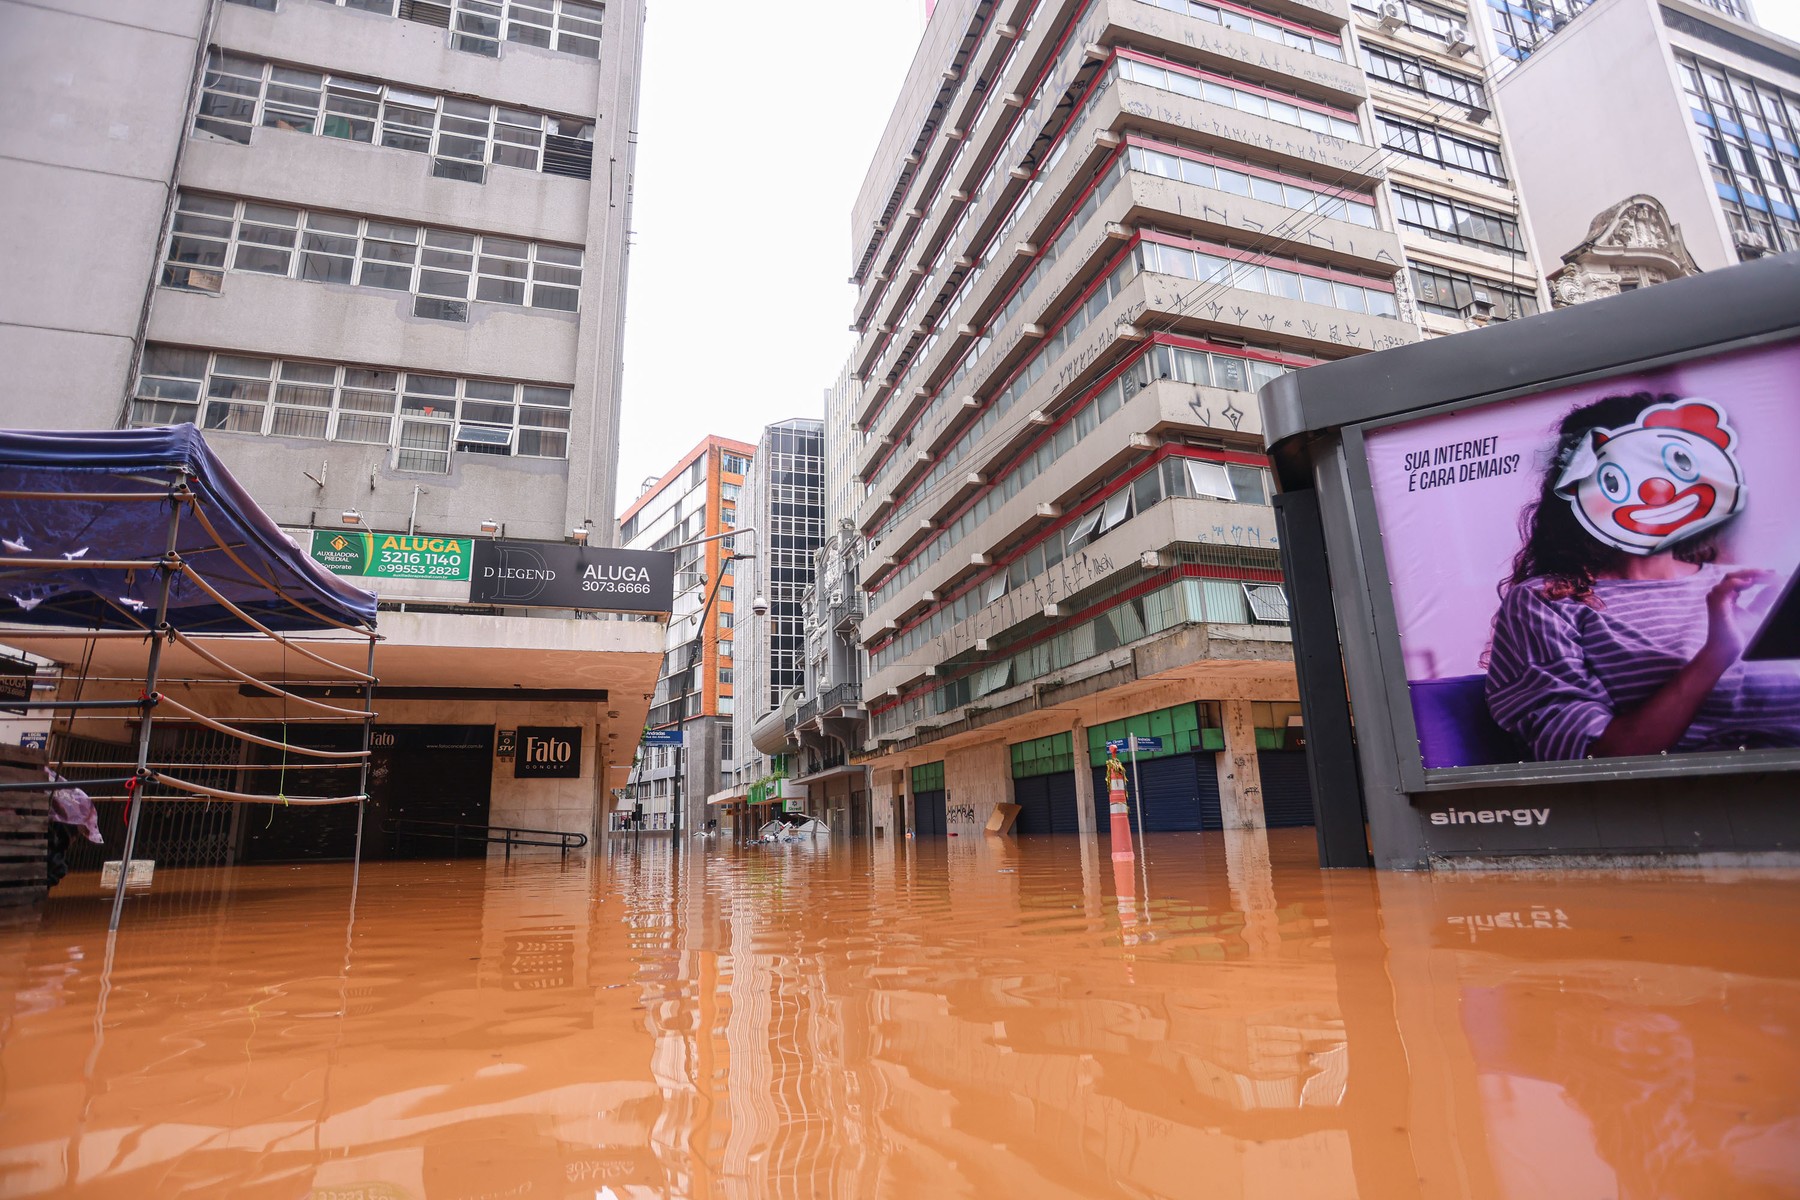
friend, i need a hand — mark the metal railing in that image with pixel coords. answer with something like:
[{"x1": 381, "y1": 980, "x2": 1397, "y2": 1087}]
[
  {"x1": 821, "y1": 683, "x2": 865, "y2": 714},
  {"x1": 380, "y1": 817, "x2": 587, "y2": 859}
]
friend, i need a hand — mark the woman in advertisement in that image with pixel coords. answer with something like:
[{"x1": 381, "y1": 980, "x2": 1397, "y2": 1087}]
[{"x1": 1485, "y1": 392, "x2": 1800, "y2": 761}]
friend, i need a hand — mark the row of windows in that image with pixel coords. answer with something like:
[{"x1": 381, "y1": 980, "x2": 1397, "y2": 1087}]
[
  {"x1": 1391, "y1": 185, "x2": 1524, "y2": 255},
  {"x1": 1362, "y1": 45, "x2": 1486, "y2": 111},
  {"x1": 1128, "y1": 142, "x2": 1379, "y2": 227},
  {"x1": 868, "y1": 338, "x2": 1301, "y2": 610},
  {"x1": 873, "y1": 124, "x2": 1385, "y2": 446},
  {"x1": 870, "y1": 573, "x2": 1287, "y2": 732},
  {"x1": 1378, "y1": 113, "x2": 1507, "y2": 182},
  {"x1": 871, "y1": 453, "x2": 1272, "y2": 671},
  {"x1": 1352, "y1": 0, "x2": 1470, "y2": 45},
  {"x1": 163, "y1": 192, "x2": 583, "y2": 321},
  {"x1": 281, "y1": 0, "x2": 605, "y2": 61},
  {"x1": 1117, "y1": 54, "x2": 1364, "y2": 142},
  {"x1": 1136, "y1": 0, "x2": 1345, "y2": 60},
  {"x1": 871, "y1": 251, "x2": 1142, "y2": 537},
  {"x1": 1485, "y1": 0, "x2": 1592, "y2": 65},
  {"x1": 197, "y1": 50, "x2": 594, "y2": 182},
  {"x1": 871, "y1": 219, "x2": 1390, "y2": 519},
  {"x1": 1140, "y1": 237, "x2": 1401, "y2": 317},
  {"x1": 1677, "y1": 53, "x2": 1800, "y2": 257},
  {"x1": 131, "y1": 347, "x2": 571, "y2": 469},
  {"x1": 1409, "y1": 263, "x2": 1540, "y2": 320},
  {"x1": 870, "y1": 153, "x2": 1129, "y2": 499}
]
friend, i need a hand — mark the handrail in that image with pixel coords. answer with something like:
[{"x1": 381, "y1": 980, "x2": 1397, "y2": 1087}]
[{"x1": 379, "y1": 816, "x2": 588, "y2": 859}]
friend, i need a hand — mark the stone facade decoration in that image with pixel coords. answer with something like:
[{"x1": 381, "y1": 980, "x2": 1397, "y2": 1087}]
[{"x1": 1546, "y1": 195, "x2": 1701, "y2": 307}]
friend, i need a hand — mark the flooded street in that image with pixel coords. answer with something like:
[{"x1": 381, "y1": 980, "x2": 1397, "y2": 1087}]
[{"x1": 2, "y1": 829, "x2": 1798, "y2": 1199}]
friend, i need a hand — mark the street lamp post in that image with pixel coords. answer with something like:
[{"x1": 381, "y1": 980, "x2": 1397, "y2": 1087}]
[{"x1": 663, "y1": 527, "x2": 761, "y2": 846}]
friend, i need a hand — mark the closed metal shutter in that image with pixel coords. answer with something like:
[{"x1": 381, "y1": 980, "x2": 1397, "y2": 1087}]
[
  {"x1": 914, "y1": 789, "x2": 947, "y2": 837},
  {"x1": 1014, "y1": 773, "x2": 1080, "y2": 834},
  {"x1": 1257, "y1": 751, "x2": 1316, "y2": 827},
  {"x1": 1090, "y1": 753, "x2": 1221, "y2": 833}
]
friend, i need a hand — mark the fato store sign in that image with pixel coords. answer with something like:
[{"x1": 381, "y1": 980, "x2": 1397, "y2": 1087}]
[
  {"x1": 470, "y1": 541, "x2": 674, "y2": 612},
  {"x1": 309, "y1": 531, "x2": 472, "y2": 581},
  {"x1": 514, "y1": 726, "x2": 582, "y2": 779}
]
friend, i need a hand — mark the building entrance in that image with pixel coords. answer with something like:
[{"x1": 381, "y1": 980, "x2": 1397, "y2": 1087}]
[{"x1": 241, "y1": 725, "x2": 494, "y2": 862}]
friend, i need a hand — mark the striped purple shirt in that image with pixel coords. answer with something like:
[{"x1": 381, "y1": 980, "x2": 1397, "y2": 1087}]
[{"x1": 1486, "y1": 564, "x2": 1800, "y2": 761}]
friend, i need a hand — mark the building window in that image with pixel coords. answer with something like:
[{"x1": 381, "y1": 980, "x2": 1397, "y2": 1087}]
[
  {"x1": 1377, "y1": 114, "x2": 1507, "y2": 182},
  {"x1": 1390, "y1": 186, "x2": 1525, "y2": 255},
  {"x1": 131, "y1": 346, "x2": 570, "y2": 470},
  {"x1": 162, "y1": 191, "x2": 582, "y2": 317},
  {"x1": 720, "y1": 725, "x2": 733, "y2": 764},
  {"x1": 1362, "y1": 45, "x2": 1486, "y2": 110},
  {"x1": 1137, "y1": 0, "x2": 1345, "y2": 60},
  {"x1": 1350, "y1": 0, "x2": 1467, "y2": 44},
  {"x1": 312, "y1": 0, "x2": 605, "y2": 60},
  {"x1": 1486, "y1": 0, "x2": 1595, "y2": 64},
  {"x1": 1676, "y1": 52, "x2": 1800, "y2": 257},
  {"x1": 196, "y1": 51, "x2": 595, "y2": 180},
  {"x1": 1116, "y1": 52, "x2": 1363, "y2": 142},
  {"x1": 1408, "y1": 264, "x2": 1540, "y2": 320},
  {"x1": 718, "y1": 667, "x2": 733, "y2": 686},
  {"x1": 721, "y1": 453, "x2": 750, "y2": 475},
  {"x1": 1127, "y1": 141, "x2": 1379, "y2": 227}
]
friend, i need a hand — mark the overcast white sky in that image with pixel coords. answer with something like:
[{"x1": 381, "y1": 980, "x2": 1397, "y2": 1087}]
[
  {"x1": 614, "y1": 0, "x2": 926, "y2": 505},
  {"x1": 614, "y1": 0, "x2": 1800, "y2": 510}
]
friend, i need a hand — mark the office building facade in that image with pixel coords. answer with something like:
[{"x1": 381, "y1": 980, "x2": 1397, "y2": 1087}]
[
  {"x1": 0, "y1": 0, "x2": 660, "y2": 852},
  {"x1": 842, "y1": 0, "x2": 1423, "y2": 838},
  {"x1": 731, "y1": 420, "x2": 826, "y2": 830},
  {"x1": 1494, "y1": 0, "x2": 1800, "y2": 277},
  {"x1": 618, "y1": 436, "x2": 754, "y2": 830}
]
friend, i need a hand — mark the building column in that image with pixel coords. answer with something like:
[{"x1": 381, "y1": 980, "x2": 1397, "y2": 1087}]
[
  {"x1": 1071, "y1": 719, "x2": 1096, "y2": 834},
  {"x1": 898, "y1": 766, "x2": 913, "y2": 835},
  {"x1": 1215, "y1": 699, "x2": 1266, "y2": 829}
]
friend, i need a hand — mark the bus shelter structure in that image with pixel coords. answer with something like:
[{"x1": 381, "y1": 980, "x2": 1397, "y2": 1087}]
[{"x1": 0, "y1": 425, "x2": 378, "y2": 928}]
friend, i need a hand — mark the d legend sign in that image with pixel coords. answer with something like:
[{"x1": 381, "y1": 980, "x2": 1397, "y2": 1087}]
[
  {"x1": 514, "y1": 726, "x2": 582, "y2": 779},
  {"x1": 470, "y1": 541, "x2": 674, "y2": 613}
]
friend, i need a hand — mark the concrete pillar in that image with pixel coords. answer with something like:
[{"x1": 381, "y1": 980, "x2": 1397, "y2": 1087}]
[
  {"x1": 1215, "y1": 699, "x2": 1266, "y2": 829},
  {"x1": 1071, "y1": 719, "x2": 1096, "y2": 834},
  {"x1": 898, "y1": 767, "x2": 913, "y2": 835}
]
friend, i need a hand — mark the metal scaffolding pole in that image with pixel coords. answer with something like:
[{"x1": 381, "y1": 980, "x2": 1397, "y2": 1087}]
[{"x1": 107, "y1": 476, "x2": 188, "y2": 933}]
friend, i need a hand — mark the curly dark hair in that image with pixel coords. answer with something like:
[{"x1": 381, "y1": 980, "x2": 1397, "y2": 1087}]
[{"x1": 1504, "y1": 391, "x2": 1721, "y2": 605}]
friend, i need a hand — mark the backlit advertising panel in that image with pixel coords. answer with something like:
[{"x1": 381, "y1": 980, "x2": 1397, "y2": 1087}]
[{"x1": 1361, "y1": 338, "x2": 1800, "y2": 776}]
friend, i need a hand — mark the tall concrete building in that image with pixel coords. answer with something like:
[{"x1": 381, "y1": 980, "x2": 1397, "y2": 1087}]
[
  {"x1": 1347, "y1": 0, "x2": 1550, "y2": 335},
  {"x1": 730, "y1": 419, "x2": 825, "y2": 830},
  {"x1": 842, "y1": 0, "x2": 1420, "y2": 838},
  {"x1": 0, "y1": 0, "x2": 661, "y2": 853},
  {"x1": 618, "y1": 435, "x2": 754, "y2": 830},
  {"x1": 1494, "y1": 0, "x2": 1800, "y2": 280}
]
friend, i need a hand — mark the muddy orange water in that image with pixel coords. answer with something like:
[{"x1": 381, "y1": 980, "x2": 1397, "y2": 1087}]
[{"x1": 2, "y1": 829, "x2": 1798, "y2": 1199}]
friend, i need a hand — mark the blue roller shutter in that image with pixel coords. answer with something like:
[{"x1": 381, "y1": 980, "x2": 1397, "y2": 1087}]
[
  {"x1": 1257, "y1": 751, "x2": 1315, "y2": 827},
  {"x1": 1012, "y1": 773, "x2": 1079, "y2": 834},
  {"x1": 1091, "y1": 753, "x2": 1221, "y2": 833}
]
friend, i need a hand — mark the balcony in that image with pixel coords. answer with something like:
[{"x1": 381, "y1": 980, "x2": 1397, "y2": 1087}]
[{"x1": 830, "y1": 599, "x2": 865, "y2": 635}]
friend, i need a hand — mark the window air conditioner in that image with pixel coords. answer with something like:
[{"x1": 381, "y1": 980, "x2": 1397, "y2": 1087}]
[
  {"x1": 1377, "y1": 1, "x2": 1407, "y2": 30},
  {"x1": 1447, "y1": 24, "x2": 1475, "y2": 55}
]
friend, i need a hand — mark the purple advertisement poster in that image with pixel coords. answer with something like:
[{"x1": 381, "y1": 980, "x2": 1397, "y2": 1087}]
[{"x1": 1362, "y1": 339, "x2": 1800, "y2": 771}]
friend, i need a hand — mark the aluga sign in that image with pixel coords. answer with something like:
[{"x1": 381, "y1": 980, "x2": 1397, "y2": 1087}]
[{"x1": 469, "y1": 541, "x2": 674, "y2": 612}]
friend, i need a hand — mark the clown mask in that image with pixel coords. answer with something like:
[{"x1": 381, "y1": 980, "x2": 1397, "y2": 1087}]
[{"x1": 1554, "y1": 398, "x2": 1746, "y2": 555}]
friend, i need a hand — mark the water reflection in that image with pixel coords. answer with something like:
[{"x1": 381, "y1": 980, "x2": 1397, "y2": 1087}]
[{"x1": 0, "y1": 832, "x2": 1795, "y2": 1198}]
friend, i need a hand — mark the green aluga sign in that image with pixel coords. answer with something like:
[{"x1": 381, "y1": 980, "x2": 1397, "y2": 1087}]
[{"x1": 308, "y1": 531, "x2": 473, "y2": 581}]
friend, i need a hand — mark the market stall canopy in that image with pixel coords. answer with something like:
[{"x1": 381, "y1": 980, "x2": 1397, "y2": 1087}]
[{"x1": 0, "y1": 425, "x2": 377, "y2": 632}]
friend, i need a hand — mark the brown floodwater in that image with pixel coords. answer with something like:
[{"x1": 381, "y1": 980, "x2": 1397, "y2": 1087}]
[{"x1": 2, "y1": 828, "x2": 1798, "y2": 1199}]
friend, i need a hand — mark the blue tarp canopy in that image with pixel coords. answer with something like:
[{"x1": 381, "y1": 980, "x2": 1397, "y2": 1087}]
[{"x1": 0, "y1": 425, "x2": 378, "y2": 632}]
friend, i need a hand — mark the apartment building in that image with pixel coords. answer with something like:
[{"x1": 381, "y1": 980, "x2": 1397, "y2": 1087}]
[
  {"x1": 731, "y1": 420, "x2": 826, "y2": 831},
  {"x1": 0, "y1": 0, "x2": 660, "y2": 851},
  {"x1": 1477, "y1": 0, "x2": 1751, "y2": 68},
  {"x1": 841, "y1": 0, "x2": 1418, "y2": 838},
  {"x1": 1495, "y1": 0, "x2": 1800, "y2": 276},
  {"x1": 618, "y1": 436, "x2": 753, "y2": 830},
  {"x1": 1348, "y1": 0, "x2": 1550, "y2": 335}
]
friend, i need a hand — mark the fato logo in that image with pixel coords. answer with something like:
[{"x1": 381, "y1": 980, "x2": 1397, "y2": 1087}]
[{"x1": 514, "y1": 726, "x2": 582, "y2": 779}]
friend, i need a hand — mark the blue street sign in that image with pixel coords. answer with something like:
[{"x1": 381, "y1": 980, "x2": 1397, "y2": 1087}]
[
  {"x1": 641, "y1": 728, "x2": 685, "y2": 747},
  {"x1": 1108, "y1": 735, "x2": 1163, "y2": 753}
]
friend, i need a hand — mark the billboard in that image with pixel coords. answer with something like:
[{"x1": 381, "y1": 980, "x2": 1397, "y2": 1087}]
[
  {"x1": 469, "y1": 540, "x2": 674, "y2": 612},
  {"x1": 1361, "y1": 338, "x2": 1800, "y2": 775},
  {"x1": 308, "y1": 531, "x2": 472, "y2": 581}
]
